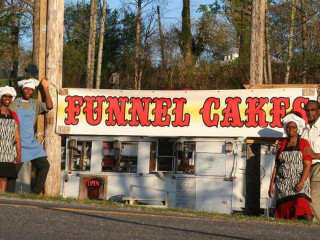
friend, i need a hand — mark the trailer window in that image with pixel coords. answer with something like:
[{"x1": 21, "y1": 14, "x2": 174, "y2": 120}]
[
  {"x1": 156, "y1": 139, "x2": 175, "y2": 172},
  {"x1": 175, "y1": 142, "x2": 195, "y2": 174},
  {"x1": 101, "y1": 141, "x2": 116, "y2": 171},
  {"x1": 68, "y1": 140, "x2": 91, "y2": 171},
  {"x1": 119, "y1": 142, "x2": 138, "y2": 172},
  {"x1": 102, "y1": 141, "x2": 138, "y2": 173}
]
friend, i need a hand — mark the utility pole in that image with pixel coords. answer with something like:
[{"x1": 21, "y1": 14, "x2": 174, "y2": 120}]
[
  {"x1": 37, "y1": 0, "x2": 47, "y2": 148},
  {"x1": 44, "y1": 0, "x2": 64, "y2": 196}
]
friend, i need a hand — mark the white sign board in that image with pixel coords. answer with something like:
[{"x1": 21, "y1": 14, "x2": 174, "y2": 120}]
[
  {"x1": 176, "y1": 177, "x2": 196, "y2": 209},
  {"x1": 57, "y1": 88, "x2": 317, "y2": 137},
  {"x1": 195, "y1": 153, "x2": 226, "y2": 176}
]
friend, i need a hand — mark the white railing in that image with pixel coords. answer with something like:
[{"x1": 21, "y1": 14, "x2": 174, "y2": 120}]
[{"x1": 122, "y1": 185, "x2": 175, "y2": 208}]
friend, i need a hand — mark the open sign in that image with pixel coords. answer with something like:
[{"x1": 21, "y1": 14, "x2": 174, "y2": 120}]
[
  {"x1": 86, "y1": 178, "x2": 104, "y2": 187},
  {"x1": 85, "y1": 177, "x2": 104, "y2": 200}
]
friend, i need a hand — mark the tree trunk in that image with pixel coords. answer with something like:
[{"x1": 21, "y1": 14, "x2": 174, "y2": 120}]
[
  {"x1": 10, "y1": 2, "x2": 21, "y2": 77},
  {"x1": 138, "y1": 43, "x2": 145, "y2": 90},
  {"x1": 86, "y1": 0, "x2": 98, "y2": 88},
  {"x1": 239, "y1": 0, "x2": 252, "y2": 81},
  {"x1": 249, "y1": 0, "x2": 266, "y2": 85},
  {"x1": 89, "y1": 0, "x2": 98, "y2": 87},
  {"x1": 263, "y1": 52, "x2": 268, "y2": 84},
  {"x1": 134, "y1": 0, "x2": 142, "y2": 90},
  {"x1": 45, "y1": 0, "x2": 64, "y2": 196},
  {"x1": 265, "y1": 0, "x2": 272, "y2": 84},
  {"x1": 32, "y1": 0, "x2": 40, "y2": 66},
  {"x1": 138, "y1": 28, "x2": 150, "y2": 90},
  {"x1": 157, "y1": 5, "x2": 166, "y2": 71},
  {"x1": 301, "y1": 0, "x2": 307, "y2": 84},
  {"x1": 284, "y1": 0, "x2": 297, "y2": 84},
  {"x1": 181, "y1": 0, "x2": 193, "y2": 67},
  {"x1": 96, "y1": 0, "x2": 108, "y2": 89},
  {"x1": 86, "y1": 0, "x2": 94, "y2": 87}
]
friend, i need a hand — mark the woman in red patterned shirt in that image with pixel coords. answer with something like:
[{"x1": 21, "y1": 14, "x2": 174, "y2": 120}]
[
  {"x1": 0, "y1": 86, "x2": 21, "y2": 192},
  {"x1": 269, "y1": 113, "x2": 313, "y2": 221}
]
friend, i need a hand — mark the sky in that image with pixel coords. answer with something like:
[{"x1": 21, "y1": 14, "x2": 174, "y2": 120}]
[
  {"x1": 22, "y1": 0, "x2": 215, "y2": 49},
  {"x1": 71, "y1": 0, "x2": 216, "y2": 26}
]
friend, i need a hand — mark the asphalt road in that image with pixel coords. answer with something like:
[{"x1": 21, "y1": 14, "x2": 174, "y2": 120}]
[{"x1": 0, "y1": 198, "x2": 320, "y2": 240}]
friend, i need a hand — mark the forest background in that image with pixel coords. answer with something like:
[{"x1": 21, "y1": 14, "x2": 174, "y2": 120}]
[{"x1": 1, "y1": 0, "x2": 320, "y2": 90}]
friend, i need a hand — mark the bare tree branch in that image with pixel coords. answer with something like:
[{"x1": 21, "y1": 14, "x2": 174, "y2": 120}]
[
  {"x1": 0, "y1": 2, "x2": 33, "y2": 15},
  {"x1": 20, "y1": 0, "x2": 34, "y2": 8},
  {"x1": 15, "y1": 6, "x2": 33, "y2": 15}
]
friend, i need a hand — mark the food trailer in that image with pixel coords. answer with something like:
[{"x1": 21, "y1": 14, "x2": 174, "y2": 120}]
[{"x1": 54, "y1": 86, "x2": 318, "y2": 214}]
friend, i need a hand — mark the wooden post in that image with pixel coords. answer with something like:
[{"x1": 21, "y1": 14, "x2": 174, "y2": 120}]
[
  {"x1": 44, "y1": 0, "x2": 64, "y2": 196},
  {"x1": 249, "y1": 0, "x2": 266, "y2": 85},
  {"x1": 37, "y1": 0, "x2": 47, "y2": 146}
]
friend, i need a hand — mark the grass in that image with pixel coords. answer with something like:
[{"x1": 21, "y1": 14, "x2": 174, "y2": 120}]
[{"x1": 1, "y1": 192, "x2": 319, "y2": 227}]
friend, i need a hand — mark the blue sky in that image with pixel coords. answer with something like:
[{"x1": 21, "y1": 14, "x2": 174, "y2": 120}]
[
  {"x1": 23, "y1": 1, "x2": 215, "y2": 48},
  {"x1": 71, "y1": 0, "x2": 215, "y2": 26}
]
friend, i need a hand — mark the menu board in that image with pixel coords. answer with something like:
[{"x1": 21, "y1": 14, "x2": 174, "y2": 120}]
[
  {"x1": 195, "y1": 153, "x2": 226, "y2": 176},
  {"x1": 176, "y1": 177, "x2": 196, "y2": 209}
]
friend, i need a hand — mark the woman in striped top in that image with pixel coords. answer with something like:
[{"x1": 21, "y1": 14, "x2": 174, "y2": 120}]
[
  {"x1": 269, "y1": 113, "x2": 313, "y2": 221},
  {"x1": 0, "y1": 86, "x2": 21, "y2": 193}
]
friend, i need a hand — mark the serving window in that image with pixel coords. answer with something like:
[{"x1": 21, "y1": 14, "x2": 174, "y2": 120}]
[
  {"x1": 101, "y1": 141, "x2": 138, "y2": 172},
  {"x1": 68, "y1": 139, "x2": 91, "y2": 171},
  {"x1": 175, "y1": 142, "x2": 195, "y2": 174},
  {"x1": 149, "y1": 138, "x2": 175, "y2": 172},
  {"x1": 149, "y1": 139, "x2": 196, "y2": 173}
]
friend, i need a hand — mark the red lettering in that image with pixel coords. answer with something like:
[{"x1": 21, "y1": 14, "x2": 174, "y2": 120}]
[
  {"x1": 200, "y1": 98, "x2": 220, "y2": 127},
  {"x1": 83, "y1": 96, "x2": 106, "y2": 125},
  {"x1": 269, "y1": 97, "x2": 290, "y2": 127},
  {"x1": 291, "y1": 97, "x2": 309, "y2": 121},
  {"x1": 64, "y1": 96, "x2": 84, "y2": 125},
  {"x1": 220, "y1": 97, "x2": 244, "y2": 127},
  {"x1": 152, "y1": 98, "x2": 171, "y2": 126},
  {"x1": 87, "y1": 180, "x2": 100, "y2": 187},
  {"x1": 245, "y1": 97, "x2": 268, "y2": 127},
  {"x1": 128, "y1": 97, "x2": 152, "y2": 126},
  {"x1": 86, "y1": 178, "x2": 103, "y2": 188},
  {"x1": 172, "y1": 98, "x2": 190, "y2": 127},
  {"x1": 105, "y1": 97, "x2": 129, "y2": 126}
]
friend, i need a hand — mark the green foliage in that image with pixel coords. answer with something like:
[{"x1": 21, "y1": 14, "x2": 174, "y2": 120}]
[
  {"x1": 179, "y1": 0, "x2": 192, "y2": 62},
  {"x1": 63, "y1": 1, "x2": 91, "y2": 88},
  {"x1": 100, "y1": 9, "x2": 137, "y2": 89},
  {"x1": 197, "y1": 1, "x2": 221, "y2": 16},
  {"x1": 60, "y1": 0, "x2": 320, "y2": 90},
  {"x1": 63, "y1": 1, "x2": 139, "y2": 89},
  {"x1": 0, "y1": 7, "x2": 13, "y2": 67},
  {"x1": 196, "y1": 6, "x2": 236, "y2": 61}
]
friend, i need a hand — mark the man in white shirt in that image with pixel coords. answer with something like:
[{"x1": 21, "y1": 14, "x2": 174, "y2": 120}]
[{"x1": 301, "y1": 100, "x2": 320, "y2": 222}]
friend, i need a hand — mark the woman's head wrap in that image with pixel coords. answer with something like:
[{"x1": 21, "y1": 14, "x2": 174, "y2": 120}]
[
  {"x1": 0, "y1": 86, "x2": 17, "y2": 101},
  {"x1": 17, "y1": 78, "x2": 39, "y2": 90},
  {"x1": 282, "y1": 113, "x2": 306, "y2": 135}
]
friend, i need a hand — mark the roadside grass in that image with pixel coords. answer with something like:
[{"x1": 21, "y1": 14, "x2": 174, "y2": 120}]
[{"x1": 1, "y1": 192, "x2": 319, "y2": 227}]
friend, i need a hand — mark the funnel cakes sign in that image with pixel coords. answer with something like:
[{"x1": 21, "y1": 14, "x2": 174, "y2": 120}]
[{"x1": 56, "y1": 88, "x2": 317, "y2": 137}]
